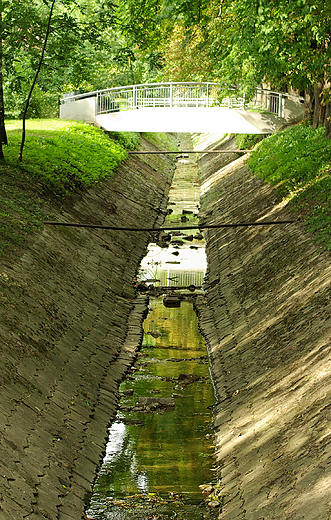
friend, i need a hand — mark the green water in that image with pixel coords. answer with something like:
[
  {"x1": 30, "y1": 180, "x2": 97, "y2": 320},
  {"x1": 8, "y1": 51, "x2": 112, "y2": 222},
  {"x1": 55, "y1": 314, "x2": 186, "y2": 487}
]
[
  {"x1": 86, "y1": 297, "x2": 216, "y2": 519},
  {"x1": 86, "y1": 134, "x2": 217, "y2": 519}
]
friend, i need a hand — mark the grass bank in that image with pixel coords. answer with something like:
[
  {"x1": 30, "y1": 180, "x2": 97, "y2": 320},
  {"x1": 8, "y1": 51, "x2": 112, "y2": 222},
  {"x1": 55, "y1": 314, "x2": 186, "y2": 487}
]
[
  {"x1": 240, "y1": 125, "x2": 331, "y2": 251},
  {"x1": 0, "y1": 119, "x2": 141, "y2": 260}
]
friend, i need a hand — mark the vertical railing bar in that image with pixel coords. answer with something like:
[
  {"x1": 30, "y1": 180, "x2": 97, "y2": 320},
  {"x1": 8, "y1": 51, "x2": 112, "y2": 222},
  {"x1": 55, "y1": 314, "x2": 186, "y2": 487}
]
[
  {"x1": 133, "y1": 85, "x2": 136, "y2": 109},
  {"x1": 278, "y1": 93, "x2": 282, "y2": 117}
]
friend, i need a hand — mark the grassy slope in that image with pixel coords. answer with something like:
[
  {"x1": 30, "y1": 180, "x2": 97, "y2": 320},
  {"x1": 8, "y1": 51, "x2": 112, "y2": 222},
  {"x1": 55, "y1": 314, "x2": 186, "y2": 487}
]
[
  {"x1": 241, "y1": 124, "x2": 331, "y2": 251},
  {"x1": 0, "y1": 119, "x2": 140, "y2": 260},
  {"x1": 1, "y1": 120, "x2": 330, "y2": 261}
]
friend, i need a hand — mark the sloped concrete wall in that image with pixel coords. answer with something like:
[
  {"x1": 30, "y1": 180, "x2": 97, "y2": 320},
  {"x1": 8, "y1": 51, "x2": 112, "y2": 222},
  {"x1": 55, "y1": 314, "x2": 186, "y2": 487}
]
[
  {"x1": 0, "y1": 137, "x2": 174, "y2": 520},
  {"x1": 196, "y1": 136, "x2": 331, "y2": 520}
]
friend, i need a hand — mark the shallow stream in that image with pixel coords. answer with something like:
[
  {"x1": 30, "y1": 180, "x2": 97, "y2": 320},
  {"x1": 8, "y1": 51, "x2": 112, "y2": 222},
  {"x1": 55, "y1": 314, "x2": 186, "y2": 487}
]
[{"x1": 86, "y1": 135, "x2": 219, "y2": 519}]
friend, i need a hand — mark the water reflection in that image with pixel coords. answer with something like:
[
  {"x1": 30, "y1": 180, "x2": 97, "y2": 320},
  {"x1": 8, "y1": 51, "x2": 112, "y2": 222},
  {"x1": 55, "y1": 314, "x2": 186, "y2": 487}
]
[
  {"x1": 86, "y1": 135, "x2": 217, "y2": 520},
  {"x1": 140, "y1": 244, "x2": 207, "y2": 279},
  {"x1": 100, "y1": 422, "x2": 148, "y2": 494},
  {"x1": 87, "y1": 293, "x2": 216, "y2": 519},
  {"x1": 89, "y1": 296, "x2": 215, "y2": 498}
]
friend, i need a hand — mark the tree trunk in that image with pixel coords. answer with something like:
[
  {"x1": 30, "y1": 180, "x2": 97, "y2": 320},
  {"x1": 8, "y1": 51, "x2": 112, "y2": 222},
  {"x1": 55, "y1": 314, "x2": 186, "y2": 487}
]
[
  {"x1": 312, "y1": 82, "x2": 323, "y2": 128},
  {"x1": 324, "y1": 101, "x2": 331, "y2": 138},
  {"x1": 304, "y1": 85, "x2": 314, "y2": 123},
  {"x1": 0, "y1": 4, "x2": 8, "y2": 161},
  {"x1": 18, "y1": 0, "x2": 56, "y2": 162}
]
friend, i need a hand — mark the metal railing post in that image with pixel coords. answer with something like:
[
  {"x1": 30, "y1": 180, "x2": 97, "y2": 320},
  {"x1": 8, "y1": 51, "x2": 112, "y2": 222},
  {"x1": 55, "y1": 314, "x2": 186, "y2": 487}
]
[
  {"x1": 206, "y1": 84, "x2": 209, "y2": 108},
  {"x1": 133, "y1": 85, "x2": 137, "y2": 109},
  {"x1": 278, "y1": 93, "x2": 283, "y2": 117},
  {"x1": 170, "y1": 83, "x2": 173, "y2": 107}
]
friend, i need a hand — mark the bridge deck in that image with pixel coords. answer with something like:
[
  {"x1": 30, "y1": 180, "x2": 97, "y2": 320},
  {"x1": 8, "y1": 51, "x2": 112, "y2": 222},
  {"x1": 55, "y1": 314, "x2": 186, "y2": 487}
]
[{"x1": 59, "y1": 82, "x2": 304, "y2": 133}]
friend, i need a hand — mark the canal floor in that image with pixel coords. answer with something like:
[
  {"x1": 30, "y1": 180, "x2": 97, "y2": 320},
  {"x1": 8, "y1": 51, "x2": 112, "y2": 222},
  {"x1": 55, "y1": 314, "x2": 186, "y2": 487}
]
[{"x1": 85, "y1": 134, "x2": 219, "y2": 519}]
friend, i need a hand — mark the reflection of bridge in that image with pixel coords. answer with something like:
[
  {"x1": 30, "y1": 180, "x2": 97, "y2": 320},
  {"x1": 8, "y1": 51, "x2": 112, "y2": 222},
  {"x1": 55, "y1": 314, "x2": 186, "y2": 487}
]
[{"x1": 60, "y1": 82, "x2": 304, "y2": 134}]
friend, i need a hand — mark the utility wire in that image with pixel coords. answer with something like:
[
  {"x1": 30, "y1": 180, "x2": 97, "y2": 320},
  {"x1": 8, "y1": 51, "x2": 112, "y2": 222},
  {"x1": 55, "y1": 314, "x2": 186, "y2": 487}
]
[
  {"x1": 43, "y1": 220, "x2": 296, "y2": 231},
  {"x1": 128, "y1": 150, "x2": 251, "y2": 154}
]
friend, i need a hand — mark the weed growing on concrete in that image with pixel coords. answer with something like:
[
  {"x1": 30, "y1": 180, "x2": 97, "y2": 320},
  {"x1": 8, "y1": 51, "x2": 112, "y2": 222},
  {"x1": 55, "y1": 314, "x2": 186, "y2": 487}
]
[
  {"x1": 143, "y1": 132, "x2": 178, "y2": 151},
  {"x1": 236, "y1": 133, "x2": 264, "y2": 149},
  {"x1": 107, "y1": 131, "x2": 141, "y2": 150}
]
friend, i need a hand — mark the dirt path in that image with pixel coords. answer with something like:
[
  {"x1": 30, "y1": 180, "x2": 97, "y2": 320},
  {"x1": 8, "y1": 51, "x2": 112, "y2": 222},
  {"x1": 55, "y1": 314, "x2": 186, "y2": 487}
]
[
  {"x1": 195, "y1": 136, "x2": 331, "y2": 519},
  {"x1": 0, "y1": 136, "x2": 174, "y2": 520}
]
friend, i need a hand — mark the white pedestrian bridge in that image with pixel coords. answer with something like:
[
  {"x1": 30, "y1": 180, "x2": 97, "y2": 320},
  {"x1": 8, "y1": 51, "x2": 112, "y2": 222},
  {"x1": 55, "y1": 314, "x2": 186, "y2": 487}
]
[{"x1": 60, "y1": 82, "x2": 304, "y2": 134}]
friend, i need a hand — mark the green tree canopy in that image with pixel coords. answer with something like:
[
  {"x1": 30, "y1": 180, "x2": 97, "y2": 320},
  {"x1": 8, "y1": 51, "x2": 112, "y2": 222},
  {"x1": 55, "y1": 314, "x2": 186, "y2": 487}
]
[
  {"x1": 116, "y1": 0, "x2": 331, "y2": 131},
  {"x1": 2, "y1": 0, "x2": 331, "y2": 148}
]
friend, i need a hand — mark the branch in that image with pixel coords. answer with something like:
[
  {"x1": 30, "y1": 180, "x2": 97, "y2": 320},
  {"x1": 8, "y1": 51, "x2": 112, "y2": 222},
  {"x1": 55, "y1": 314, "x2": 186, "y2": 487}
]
[{"x1": 18, "y1": 0, "x2": 56, "y2": 162}]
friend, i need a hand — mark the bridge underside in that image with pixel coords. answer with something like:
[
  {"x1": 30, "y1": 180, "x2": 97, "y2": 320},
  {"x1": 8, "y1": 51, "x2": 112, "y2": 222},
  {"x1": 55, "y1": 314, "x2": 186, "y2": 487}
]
[{"x1": 96, "y1": 107, "x2": 283, "y2": 134}]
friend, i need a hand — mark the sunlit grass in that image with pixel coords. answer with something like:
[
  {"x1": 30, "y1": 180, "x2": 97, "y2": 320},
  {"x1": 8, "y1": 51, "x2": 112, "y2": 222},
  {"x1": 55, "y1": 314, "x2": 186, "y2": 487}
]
[
  {"x1": 248, "y1": 124, "x2": 331, "y2": 250},
  {"x1": 0, "y1": 119, "x2": 140, "y2": 259},
  {"x1": 4, "y1": 119, "x2": 138, "y2": 197}
]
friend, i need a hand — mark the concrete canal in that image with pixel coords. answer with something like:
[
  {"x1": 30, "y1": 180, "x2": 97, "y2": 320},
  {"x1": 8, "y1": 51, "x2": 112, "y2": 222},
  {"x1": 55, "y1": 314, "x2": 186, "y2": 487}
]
[
  {"x1": 2, "y1": 128, "x2": 330, "y2": 519},
  {"x1": 85, "y1": 135, "x2": 221, "y2": 519}
]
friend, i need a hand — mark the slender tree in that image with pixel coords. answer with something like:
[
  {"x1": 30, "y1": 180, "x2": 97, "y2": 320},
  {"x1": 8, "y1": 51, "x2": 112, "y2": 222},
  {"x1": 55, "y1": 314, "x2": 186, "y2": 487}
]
[
  {"x1": 0, "y1": 1, "x2": 8, "y2": 161},
  {"x1": 18, "y1": 0, "x2": 56, "y2": 162}
]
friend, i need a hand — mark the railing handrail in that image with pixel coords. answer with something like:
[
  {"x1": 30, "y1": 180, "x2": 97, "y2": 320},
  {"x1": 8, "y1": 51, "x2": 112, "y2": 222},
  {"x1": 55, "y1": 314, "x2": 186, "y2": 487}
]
[
  {"x1": 60, "y1": 83, "x2": 304, "y2": 105},
  {"x1": 60, "y1": 82, "x2": 229, "y2": 104},
  {"x1": 253, "y1": 87, "x2": 304, "y2": 101}
]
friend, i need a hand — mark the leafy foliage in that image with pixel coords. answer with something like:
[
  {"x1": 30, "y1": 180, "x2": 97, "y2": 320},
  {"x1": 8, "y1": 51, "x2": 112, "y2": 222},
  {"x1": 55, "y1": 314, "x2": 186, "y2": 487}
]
[
  {"x1": 160, "y1": 22, "x2": 212, "y2": 81},
  {"x1": 2, "y1": 0, "x2": 119, "y2": 120}
]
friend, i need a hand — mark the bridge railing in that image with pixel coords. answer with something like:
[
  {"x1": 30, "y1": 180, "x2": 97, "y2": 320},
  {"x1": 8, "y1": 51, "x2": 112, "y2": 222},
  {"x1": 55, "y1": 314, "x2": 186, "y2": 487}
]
[
  {"x1": 248, "y1": 88, "x2": 304, "y2": 118},
  {"x1": 60, "y1": 83, "x2": 304, "y2": 121},
  {"x1": 61, "y1": 82, "x2": 246, "y2": 114},
  {"x1": 96, "y1": 82, "x2": 238, "y2": 112}
]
